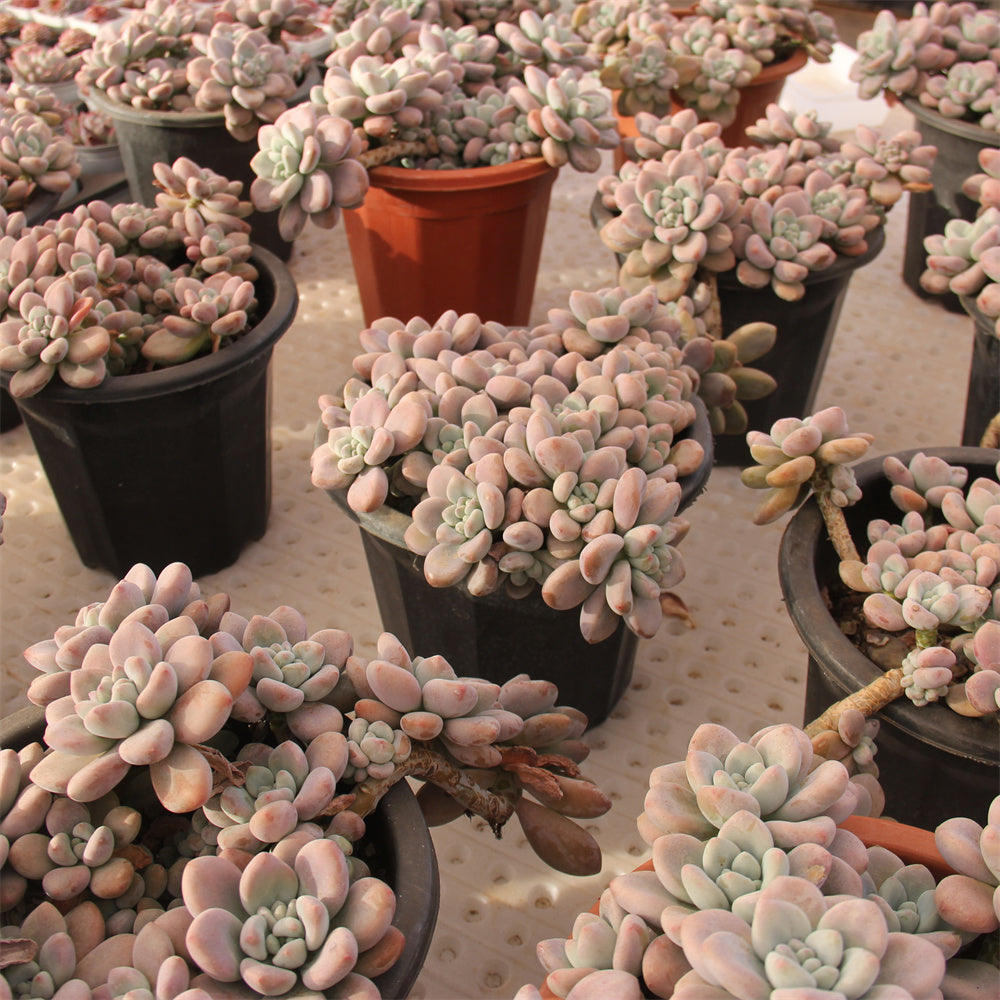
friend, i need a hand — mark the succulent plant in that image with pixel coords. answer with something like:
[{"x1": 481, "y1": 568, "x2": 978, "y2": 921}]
[
  {"x1": 922, "y1": 146, "x2": 1000, "y2": 339},
  {"x1": 514, "y1": 713, "x2": 996, "y2": 1000},
  {"x1": 743, "y1": 406, "x2": 1000, "y2": 732},
  {"x1": 0, "y1": 155, "x2": 277, "y2": 398},
  {"x1": 851, "y1": 2, "x2": 1000, "y2": 131},
  {"x1": 311, "y1": 287, "x2": 717, "y2": 644},
  {"x1": 596, "y1": 105, "x2": 928, "y2": 322},
  {"x1": 934, "y1": 793, "x2": 1000, "y2": 935},
  {"x1": 243, "y1": 0, "x2": 619, "y2": 235},
  {"x1": 2, "y1": 553, "x2": 621, "y2": 998},
  {"x1": 0, "y1": 107, "x2": 79, "y2": 213},
  {"x1": 7, "y1": 44, "x2": 81, "y2": 85}
]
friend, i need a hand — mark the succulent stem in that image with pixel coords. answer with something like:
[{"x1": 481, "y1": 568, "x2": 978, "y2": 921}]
[
  {"x1": 359, "y1": 138, "x2": 440, "y2": 169},
  {"x1": 805, "y1": 666, "x2": 904, "y2": 742},
  {"x1": 349, "y1": 746, "x2": 518, "y2": 833},
  {"x1": 981, "y1": 411, "x2": 1000, "y2": 449},
  {"x1": 816, "y1": 487, "x2": 860, "y2": 563}
]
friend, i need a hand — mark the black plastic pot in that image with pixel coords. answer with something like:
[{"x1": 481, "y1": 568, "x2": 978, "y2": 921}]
[
  {"x1": 85, "y1": 83, "x2": 318, "y2": 262},
  {"x1": 2, "y1": 246, "x2": 298, "y2": 579},
  {"x1": 319, "y1": 398, "x2": 713, "y2": 727},
  {"x1": 710, "y1": 226, "x2": 886, "y2": 465},
  {"x1": 901, "y1": 99, "x2": 995, "y2": 314},
  {"x1": 0, "y1": 706, "x2": 439, "y2": 1000},
  {"x1": 958, "y1": 294, "x2": 999, "y2": 448},
  {"x1": 779, "y1": 447, "x2": 1000, "y2": 830}
]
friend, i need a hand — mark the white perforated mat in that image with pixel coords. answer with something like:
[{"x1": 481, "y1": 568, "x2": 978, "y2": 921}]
[{"x1": 0, "y1": 93, "x2": 980, "y2": 997}]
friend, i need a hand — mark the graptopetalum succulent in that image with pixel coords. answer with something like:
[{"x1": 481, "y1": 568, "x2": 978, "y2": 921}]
[
  {"x1": 571, "y1": 0, "x2": 836, "y2": 125},
  {"x1": 740, "y1": 405, "x2": 1000, "y2": 728},
  {"x1": 595, "y1": 103, "x2": 934, "y2": 309},
  {"x1": 310, "y1": 284, "x2": 746, "y2": 643},
  {"x1": 849, "y1": 1, "x2": 1000, "y2": 132},
  {"x1": 0, "y1": 156, "x2": 261, "y2": 398},
  {"x1": 247, "y1": 1, "x2": 619, "y2": 240},
  {"x1": 513, "y1": 719, "x2": 999, "y2": 999},
  {"x1": 2, "y1": 561, "x2": 613, "y2": 998}
]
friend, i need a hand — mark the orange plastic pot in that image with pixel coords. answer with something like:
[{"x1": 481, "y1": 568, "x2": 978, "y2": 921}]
[{"x1": 342, "y1": 158, "x2": 559, "y2": 326}]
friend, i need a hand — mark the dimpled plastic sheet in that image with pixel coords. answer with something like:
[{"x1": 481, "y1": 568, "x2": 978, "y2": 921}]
[{"x1": 0, "y1": 105, "x2": 980, "y2": 999}]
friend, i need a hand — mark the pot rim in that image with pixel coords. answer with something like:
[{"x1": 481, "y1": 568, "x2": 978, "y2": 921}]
[
  {"x1": 901, "y1": 96, "x2": 997, "y2": 145},
  {"x1": 778, "y1": 446, "x2": 1000, "y2": 766},
  {"x1": 365, "y1": 155, "x2": 559, "y2": 192},
  {"x1": 2, "y1": 245, "x2": 298, "y2": 405},
  {"x1": 85, "y1": 66, "x2": 320, "y2": 129}
]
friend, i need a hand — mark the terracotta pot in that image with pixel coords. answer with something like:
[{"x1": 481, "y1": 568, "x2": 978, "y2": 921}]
[
  {"x1": 2, "y1": 247, "x2": 298, "y2": 578},
  {"x1": 317, "y1": 398, "x2": 714, "y2": 727},
  {"x1": 612, "y1": 46, "x2": 809, "y2": 169},
  {"x1": 900, "y1": 99, "x2": 996, "y2": 314},
  {"x1": 342, "y1": 158, "x2": 559, "y2": 327},
  {"x1": 958, "y1": 294, "x2": 1000, "y2": 448},
  {"x1": 0, "y1": 705, "x2": 439, "y2": 1000},
  {"x1": 779, "y1": 447, "x2": 1000, "y2": 830}
]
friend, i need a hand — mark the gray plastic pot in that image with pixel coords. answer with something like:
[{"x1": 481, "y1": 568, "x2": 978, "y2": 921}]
[
  {"x1": 0, "y1": 705, "x2": 439, "y2": 1000},
  {"x1": 779, "y1": 447, "x2": 1000, "y2": 830}
]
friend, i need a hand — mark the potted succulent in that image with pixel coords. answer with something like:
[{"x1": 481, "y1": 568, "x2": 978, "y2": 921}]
[
  {"x1": 73, "y1": 0, "x2": 323, "y2": 261},
  {"x1": 511, "y1": 715, "x2": 1000, "y2": 999},
  {"x1": 0, "y1": 155, "x2": 298, "y2": 578},
  {"x1": 849, "y1": 0, "x2": 1000, "y2": 311},
  {"x1": 919, "y1": 145, "x2": 1000, "y2": 448},
  {"x1": 740, "y1": 404, "x2": 999, "y2": 830},
  {"x1": 6, "y1": 39, "x2": 82, "y2": 107},
  {"x1": 0, "y1": 81, "x2": 82, "y2": 434},
  {"x1": 308, "y1": 284, "x2": 731, "y2": 724},
  {"x1": 246, "y1": 0, "x2": 619, "y2": 326},
  {"x1": 0, "y1": 557, "x2": 617, "y2": 998},
  {"x1": 591, "y1": 102, "x2": 935, "y2": 462},
  {"x1": 570, "y1": 0, "x2": 838, "y2": 153}
]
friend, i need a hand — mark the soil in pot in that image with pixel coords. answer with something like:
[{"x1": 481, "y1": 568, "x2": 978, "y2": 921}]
[{"x1": 780, "y1": 447, "x2": 1000, "y2": 830}]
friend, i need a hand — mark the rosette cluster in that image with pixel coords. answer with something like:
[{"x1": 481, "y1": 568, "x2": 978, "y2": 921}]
[
  {"x1": 597, "y1": 104, "x2": 932, "y2": 304},
  {"x1": 4, "y1": 559, "x2": 616, "y2": 997},
  {"x1": 312, "y1": 293, "x2": 712, "y2": 642},
  {"x1": 516, "y1": 718, "x2": 992, "y2": 1000},
  {"x1": 0, "y1": 155, "x2": 262, "y2": 398},
  {"x1": 740, "y1": 405, "x2": 874, "y2": 525}
]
